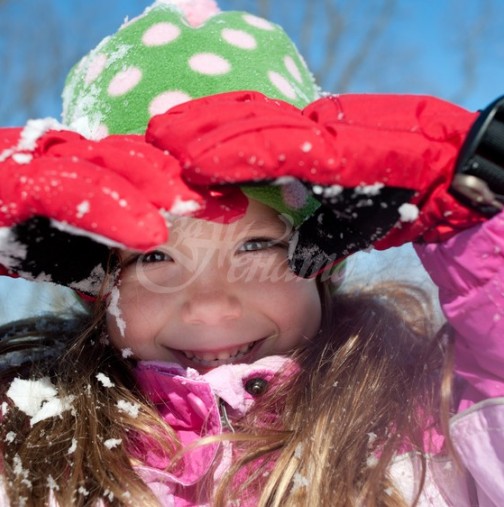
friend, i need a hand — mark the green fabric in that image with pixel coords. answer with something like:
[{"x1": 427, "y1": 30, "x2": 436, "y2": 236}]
[
  {"x1": 61, "y1": 2, "x2": 331, "y2": 257},
  {"x1": 62, "y1": 4, "x2": 320, "y2": 139},
  {"x1": 242, "y1": 184, "x2": 320, "y2": 227}
]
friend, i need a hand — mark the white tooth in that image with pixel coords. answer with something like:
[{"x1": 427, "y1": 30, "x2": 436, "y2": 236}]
[
  {"x1": 199, "y1": 352, "x2": 217, "y2": 361},
  {"x1": 239, "y1": 344, "x2": 249, "y2": 353},
  {"x1": 184, "y1": 351, "x2": 194, "y2": 359},
  {"x1": 217, "y1": 351, "x2": 231, "y2": 360}
]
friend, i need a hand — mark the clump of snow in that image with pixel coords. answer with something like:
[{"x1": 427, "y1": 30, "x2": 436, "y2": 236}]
[
  {"x1": 11, "y1": 153, "x2": 33, "y2": 165},
  {"x1": 47, "y1": 475, "x2": 59, "y2": 491},
  {"x1": 63, "y1": 43, "x2": 133, "y2": 138},
  {"x1": 121, "y1": 348, "x2": 134, "y2": 358},
  {"x1": 68, "y1": 263, "x2": 109, "y2": 297},
  {"x1": 5, "y1": 431, "x2": 16, "y2": 443},
  {"x1": 0, "y1": 117, "x2": 63, "y2": 163},
  {"x1": 300, "y1": 141, "x2": 312, "y2": 153},
  {"x1": 398, "y1": 203, "x2": 419, "y2": 222},
  {"x1": 273, "y1": 176, "x2": 295, "y2": 185},
  {"x1": 96, "y1": 373, "x2": 115, "y2": 388},
  {"x1": 78, "y1": 486, "x2": 90, "y2": 497},
  {"x1": 116, "y1": 399, "x2": 140, "y2": 418},
  {"x1": 169, "y1": 197, "x2": 201, "y2": 215},
  {"x1": 13, "y1": 454, "x2": 32, "y2": 488},
  {"x1": 104, "y1": 438, "x2": 122, "y2": 449},
  {"x1": 366, "y1": 454, "x2": 379, "y2": 468},
  {"x1": 291, "y1": 472, "x2": 309, "y2": 492},
  {"x1": 294, "y1": 443, "x2": 303, "y2": 459},
  {"x1": 68, "y1": 438, "x2": 77, "y2": 455},
  {"x1": 19, "y1": 118, "x2": 63, "y2": 151},
  {"x1": 6, "y1": 377, "x2": 74, "y2": 426},
  {"x1": 367, "y1": 432, "x2": 378, "y2": 448},
  {"x1": 355, "y1": 183, "x2": 384, "y2": 196},
  {"x1": 107, "y1": 287, "x2": 126, "y2": 337},
  {"x1": 76, "y1": 200, "x2": 90, "y2": 218},
  {"x1": 312, "y1": 184, "x2": 343, "y2": 198}
]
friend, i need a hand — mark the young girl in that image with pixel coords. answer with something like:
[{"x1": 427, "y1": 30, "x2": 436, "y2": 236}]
[
  {"x1": 1, "y1": 2, "x2": 504, "y2": 507},
  {"x1": 0, "y1": 87, "x2": 504, "y2": 506}
]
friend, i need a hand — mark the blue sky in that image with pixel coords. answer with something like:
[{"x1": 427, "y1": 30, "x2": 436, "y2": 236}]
[
  {"x1": 1, "y1": 0, "x2": 504, "y2": 124},
  {"x1": 0, "y1": 0, "x2": 503, "y2": 320}
]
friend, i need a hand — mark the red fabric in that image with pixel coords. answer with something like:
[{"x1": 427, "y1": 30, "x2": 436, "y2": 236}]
[
  {"x1": 0, "y1": 128, "x2": 246, "y2": 255},
  {"x1": 147, "y1": 90, "x2": 485, "y2": 246}
]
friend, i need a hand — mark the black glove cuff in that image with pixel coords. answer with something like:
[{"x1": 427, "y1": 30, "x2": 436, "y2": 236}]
[{"x1": 451, "y1": 95, "x2": 504, "y2": 215}]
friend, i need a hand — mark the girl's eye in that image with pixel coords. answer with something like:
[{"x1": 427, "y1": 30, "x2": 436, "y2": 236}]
[
  {"x1": 238, "y1": 238, "x2": 285, "y2": 253},
  {"x1": 138, "y1": 250, "x2": 172, "y2": 264}
]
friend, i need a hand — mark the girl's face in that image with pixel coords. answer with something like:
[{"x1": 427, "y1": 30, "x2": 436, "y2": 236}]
[{"x1": 107, "y1": 199, "x2": 322, "y2": 372}]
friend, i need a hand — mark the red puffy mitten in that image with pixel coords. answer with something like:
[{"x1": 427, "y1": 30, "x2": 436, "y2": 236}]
[
  {"x1": 147, "y1": 91, "x2": 493, "y2": 275},
  {"x1": 0, "y1": 124, "x2": 211, "y2": 295}
]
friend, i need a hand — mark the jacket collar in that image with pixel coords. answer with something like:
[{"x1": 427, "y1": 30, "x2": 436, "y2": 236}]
[{"x1": 132, "y1": 356, "x2": 293, "y2": 485}]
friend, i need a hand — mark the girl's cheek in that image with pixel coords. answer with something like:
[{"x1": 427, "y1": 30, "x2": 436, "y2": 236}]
[{"x1": 228, "y1": 252, "x2": 294, "y2": 284}]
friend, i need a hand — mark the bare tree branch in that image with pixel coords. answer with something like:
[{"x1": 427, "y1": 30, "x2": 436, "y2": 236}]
[
  {"x1": 311, "y1": 0, "x2": 345, "y2": 92},
  {"x1": 449, "y1": 0, "x2": 492, "y2": 104},
  {"x1": 0, "y1": 0, "x2": 500, "y2": 125},
  {"x1": 334, "y1": 0, "x2": 396, "y2": 92},
  {"x1": 257, "y1": 0, "x2": 271, "y2": 20}
]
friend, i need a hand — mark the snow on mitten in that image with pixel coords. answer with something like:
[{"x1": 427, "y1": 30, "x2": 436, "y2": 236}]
[
  {"x1": 146, "y1": 90, "x2": 490, "y2": 276},
  {"x1": 0, "y1": 122, "x2": 226, "y2": 296},
  {"x1": 62, "y1": 0, "x2": 319, "y2": 139}
]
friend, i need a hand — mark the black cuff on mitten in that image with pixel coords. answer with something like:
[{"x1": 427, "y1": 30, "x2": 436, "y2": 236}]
[
  {"x1": 289, "y1": 187, "x2": 414, "y2": 277},
  {"x1": 8, "y1": 216, "x2": 116, "y2": 296},
  {"x1": 452, "y1": 95, "x2": 504, "y2": 215}
]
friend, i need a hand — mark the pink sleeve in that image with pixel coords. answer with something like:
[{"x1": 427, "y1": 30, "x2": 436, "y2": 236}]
[{"x1": 415, "y1": 212, "x2": 504, "y2": 410}]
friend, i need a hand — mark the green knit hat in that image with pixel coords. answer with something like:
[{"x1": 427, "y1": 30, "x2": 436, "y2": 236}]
[
  {"x1": 62, "y1": 0, "x2": 320, "y2": 138},
  {"x1": 61, "y1": 0, "x2": 323, "y2": 226}
]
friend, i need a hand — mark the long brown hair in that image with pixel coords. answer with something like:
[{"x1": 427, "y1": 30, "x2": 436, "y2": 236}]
[
  {"x1": 212, "y1": 282, "x2": 449, "y2": 506},
  {"x1": 0, "y1": 303, "x2": 179, "y2": 507},
  {"x1": 0, "y1": 281, "x2": 451, "y2": 506}
]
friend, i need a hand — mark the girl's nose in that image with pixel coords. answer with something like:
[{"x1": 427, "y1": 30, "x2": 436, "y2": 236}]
[{"x1": 181, "y1": 291, "x2": 242, "y2": 325}]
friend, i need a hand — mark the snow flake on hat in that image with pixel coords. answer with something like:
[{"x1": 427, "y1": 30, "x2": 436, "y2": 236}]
[
  {"x1": 189, "y1": 53, "x2": 231, "y2": 75},
  {"x1": 142, "y1": 21, "x2": 181, "y2": 46},
  {"x1": 62, "y1": 5, "x2": 319, "y2": 137},
  {"x1": 78, "y1": 120, "x2": 109, "y2": 141},
  {"x1": 149, "y1": 90, "x2": 192, "y2": 116},
  {"x1": 268, "y1": 71, "x2": 296, "y2": 100},
  {"x1": 108, "y1": 66, "x2": 143, "y2": 96},
  {"x1": 221, "y1": 28, "x2": 257, "y2": 49},
  {"x1": 243, "y1": 13, "x2": 275, "y2": 31}
]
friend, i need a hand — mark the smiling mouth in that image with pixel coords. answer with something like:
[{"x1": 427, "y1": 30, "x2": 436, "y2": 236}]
[{"x1": 180, "y1": 340, "x2": 262, "y2": 367}]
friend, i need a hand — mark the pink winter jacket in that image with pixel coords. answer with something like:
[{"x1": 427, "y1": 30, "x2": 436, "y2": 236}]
[
  {"x1": 2, "y1": 215, "x2": 503, "y2": 506},
  {"x1": 127, "y1": 212, "x2": 504, "y2": 506}
]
